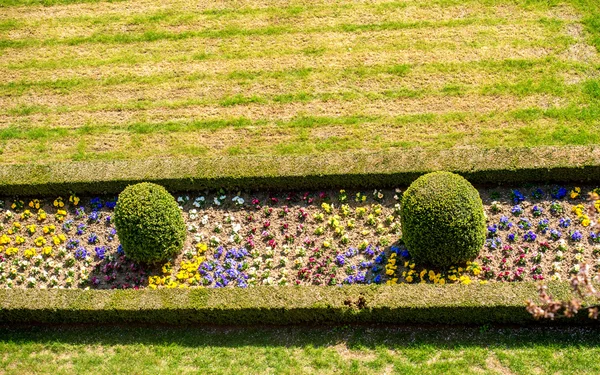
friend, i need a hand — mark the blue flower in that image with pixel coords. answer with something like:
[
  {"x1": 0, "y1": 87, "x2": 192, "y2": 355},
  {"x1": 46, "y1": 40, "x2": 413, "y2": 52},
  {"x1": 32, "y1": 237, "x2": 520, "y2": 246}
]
[
  {"x1": 507, "y1": 233, "x2": 515, "y2": 242},
  {"x1": 511, "y1": 190, "x2": 525, "y2": 204},
  {"x1": 117, "y1": 244, "x2": 124, "y2": 255},
  {"x1": 531, "y1": 188, "x2": 544, "y2": 199},
  {"x1": 373, "y1": 274, "x2": 382, "y2": 284},
  {"x1": 90, "y1": 197, "x2": 103, "y2": 210},
  {"x1": 105, "y1": 199, "x2": 117, "y2": 209},
  {"x1": 532, "y1": 205, "x2": 543, "y2": 217},
  {"x1": 487, "y1": 224, "x2": 498, "y2": 236},
  {"x1": 571, "y1": 231, "x2": 583, "y2": 242},
  {"x1": 88, "y1": 210, "x2": 100, "y2": 223},
  {"x1": 400, "y1": 249, "x2": 410, "y2": 259},
  {"x1": 551, "y1": 187, "x2": 567, "y2": 199}
]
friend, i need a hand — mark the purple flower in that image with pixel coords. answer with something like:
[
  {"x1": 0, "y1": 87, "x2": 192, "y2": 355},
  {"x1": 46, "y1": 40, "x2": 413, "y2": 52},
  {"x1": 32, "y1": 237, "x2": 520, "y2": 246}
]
[
  {"x1": 511, "y1": 205, "x2": 523, "y2": 216},
  {"x1": 75, "y1": 246, "x2": 88, "y2": 260},
  {"x1": 523, "y1": 231, "x2": 537, "y2": 242},
  {"x1": 571, "y1": 231, "x2": 583, "y2": 242},
  {"x1": 487, "y1": 224, "x2": 498, "y2": 236},
  {"x1": 66, "y1": 238, "x2": 80, "y2": 250},
  {"x1": 537, "y1": 219, "x2": 549, "y2": 234},
  {"x1": 117, "y1": 244, "x2": 124, "y2": 255},
  {"x1": 88, "y1": 210, "x2": 100, "y2": 223},
  {"x1": 363, "y1": 245, "x2": 375, "y2": 257},
  {"x1": 95, "y1": 246, "x2": 106, "y2": 260},
  {"x1": 88, "y1": 233, "x2": 99, "y2": 244},
  {"x1": 345, "y1": 247, "x2": 358, "y2": 258},
  {"x1": 550, "y1": 229, "x2": 562, "y2": 240},
  {"x1": 335, "y1": 254, "x2": 345, "y2": 266},
  {"x1": 499, "y1": 216, "x2": 513, "y2": 230},
  {"x1": 76, "y1": 223, "x2": 87, "y2": 235},
  {"x1": 508, "y1": 233, "x2": 516, "y2": 242},
  {"x1": 518, "y1": 218, "x2": 531, "y2": 230},
  {"x1": 532, "y1": 206, "x2": 543, "y2": 217},
  {"x1": 559, "y1": 218, "x2": 571, "y2": 228}
]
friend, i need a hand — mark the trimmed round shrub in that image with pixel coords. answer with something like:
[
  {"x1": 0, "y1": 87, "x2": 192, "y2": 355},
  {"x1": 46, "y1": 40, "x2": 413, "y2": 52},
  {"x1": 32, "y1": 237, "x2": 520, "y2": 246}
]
[
  {"x1": 114, "y1": 182, "x2": 185, "y2": 264},
  {"x1": 400, "y1": 171, "x2": 485, "y2": 268}
]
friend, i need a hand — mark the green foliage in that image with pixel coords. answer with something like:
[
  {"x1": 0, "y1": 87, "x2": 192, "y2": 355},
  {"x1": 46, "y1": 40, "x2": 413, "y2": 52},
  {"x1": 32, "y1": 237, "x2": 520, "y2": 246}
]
[
  {"x1": 113, "y1": 182, "x2": 185, "y2": 264},
  {"x1": 401, "y1": 171, "x2": 486, "y2": 268},
  {"x1": 0, "y1": 283, "x2": 583, "y2": 325}
]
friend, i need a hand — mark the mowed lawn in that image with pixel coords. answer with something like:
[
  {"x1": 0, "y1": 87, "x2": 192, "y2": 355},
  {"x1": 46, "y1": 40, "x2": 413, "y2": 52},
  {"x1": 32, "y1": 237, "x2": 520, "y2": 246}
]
[
  {"x1": 0, "y1": 0, "x2": 599, "y2": 163},
  {"x1": 2, "y1": 324, "x2": 600, "y2": 374}
]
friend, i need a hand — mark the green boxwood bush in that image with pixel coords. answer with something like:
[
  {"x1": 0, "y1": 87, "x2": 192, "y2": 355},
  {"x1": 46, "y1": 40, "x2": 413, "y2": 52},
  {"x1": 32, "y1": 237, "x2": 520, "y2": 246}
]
[
  {"x1": 114, "y1": 182, "x2": 185, "y2": 264},
  {"x1": 400, "y1": 171, "x2": 486, "y2": 268}
]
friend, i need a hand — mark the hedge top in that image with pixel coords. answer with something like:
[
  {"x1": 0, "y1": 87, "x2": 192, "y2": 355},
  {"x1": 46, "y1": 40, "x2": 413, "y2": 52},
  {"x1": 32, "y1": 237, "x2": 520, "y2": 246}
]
[{"x1": 0, "y1": 146, "x2": 599, "y2": 195}]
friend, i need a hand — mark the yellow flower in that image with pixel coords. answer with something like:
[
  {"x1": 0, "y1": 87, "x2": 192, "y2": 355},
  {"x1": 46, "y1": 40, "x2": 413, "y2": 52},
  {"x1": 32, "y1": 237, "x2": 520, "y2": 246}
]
[
  {"x1": 162, "y1": 262, "x2": 172, "y2": 275},
  {"x1": 581, "y1": 216, "x2": 591, "y2": 227},
  {"x1": 14, "y1": 235, "x2": 25, "y2": 245},
  {"x1": 428, "y1": 270, "x2": 436, "y2": 279},
  {"x1": 420, "y1": 269, "x2": 427, "y2": 279},
  {"x1": 55, "y1": 209, "x2": 67, "y2": 221},
  {"x1": 438, "y1": 278, "x2": 446, "y2": 285},
  {"x1": 43, "y1": 225, "x2": 56, "y2": 235},
  {"x1": 53, "y1": 197, "x2": 65, "y2": 208},
  {"x1": 570, "y1": 187, "x2": 581, "y2": 199},
  {"x1": 405, "y1": 275, "x2": 413, "y2": 283},
  {"x1": 479, "y1": 280, "x2": 488, "y2": 285},
  {"x1": 386, "y1": 269, "x2": 395, "y2": 276},
  {"x1": 28, "y1": 200, "x2": 41, "y2": 210},
  {"x1": 42, "y1": 246, "x2": 53, "y2": 257},
  {"x1": 37, "y1": 209, "x2": 47, "y2": 221},
  {"x1": 24, "y1": 248, "x2": 36, "y2": 259},
  {"x1": 459, "y1": 275, "x2": 472, "y2": 285},
  {"x1": 26, "y1": 224, "x2": 36, "y2": 235},
  {"x1": 472, "y1": 268, "x2": 481, "y2": 276},
  {"x1": 0, "y1": 234, "x2": 10, "y2": 245},
  {"x1": 5, "y1": 247, "x2": 18, "y2": 256},
  {"x1": 196, "y1": 243, "x2": 208, "y2": 254},
  {"x1": 34, "y1": 236, "x2": 46, "y2": 247},
  {"x1": 69, "y1": 194, "x2": 80, "y2": 206}
]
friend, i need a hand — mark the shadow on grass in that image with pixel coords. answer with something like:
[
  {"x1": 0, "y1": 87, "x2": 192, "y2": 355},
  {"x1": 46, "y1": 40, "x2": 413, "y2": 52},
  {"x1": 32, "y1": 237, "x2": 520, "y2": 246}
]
[{"x1": 1, "y1": 324, "x2": 600, "y2": 350}]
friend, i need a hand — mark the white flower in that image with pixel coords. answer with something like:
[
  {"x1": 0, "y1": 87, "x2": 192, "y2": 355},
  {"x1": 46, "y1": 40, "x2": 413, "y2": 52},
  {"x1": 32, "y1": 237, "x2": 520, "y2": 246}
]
[
  {"x1": 189, "y1": 209, "x2": 198, "y2": 220},
  {"x1": 187, "y1": 224, "x2": 199, "y2": 233},
  {"x1": 232, "y1": 223, "x2": 241, "y2": 233},
  {"x1": 213, "y1": 197, "x2": 221, "y2": 205},
  {"x1": 201, "y1": 215, "x2": 209, "y2": 225},
  {"x1": 552, "y1": 262, "x2": 562, "y2": 272},
  {"x1": 232, "y1": 196, "x2": 245, "y2": 205}
]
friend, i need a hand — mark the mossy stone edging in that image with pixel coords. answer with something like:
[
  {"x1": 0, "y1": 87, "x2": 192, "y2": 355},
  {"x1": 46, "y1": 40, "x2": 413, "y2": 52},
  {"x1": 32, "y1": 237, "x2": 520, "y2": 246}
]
[
  {"x1": 0, "y1": 282, "x2": 591, "y2": 325},
  {"x1": 0, "y1": 146, "x2": 598, "y2": 196}
]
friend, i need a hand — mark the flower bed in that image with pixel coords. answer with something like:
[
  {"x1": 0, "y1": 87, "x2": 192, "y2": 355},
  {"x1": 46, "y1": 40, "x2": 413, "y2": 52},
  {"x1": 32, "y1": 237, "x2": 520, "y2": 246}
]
[{"x1": 0, "y1": 185, "x2": 599, "y2": 290}]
